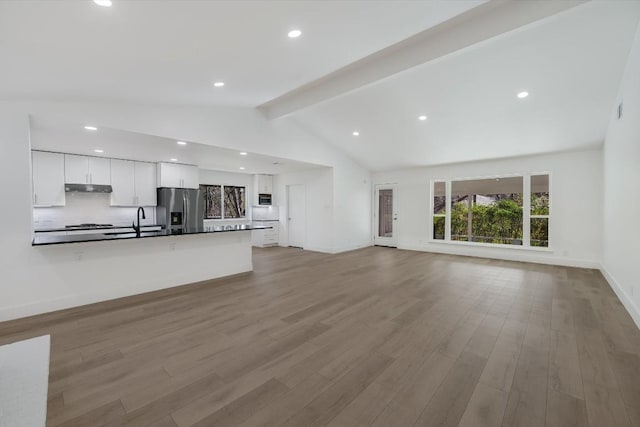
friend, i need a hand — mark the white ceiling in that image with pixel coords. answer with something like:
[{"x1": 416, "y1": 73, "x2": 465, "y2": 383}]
[
  {"x1": 2, "y1": 1, "x2": 639, "y2": 172},
  {"x1": 0, "y1": 0, "x2": 483, "y2": 106},
  {"x1": 290, "y1": 1, "x2": 640, "y2": 170},
  {"x1": 29, "y1": 117, "x2": 323, "y2": 175}
]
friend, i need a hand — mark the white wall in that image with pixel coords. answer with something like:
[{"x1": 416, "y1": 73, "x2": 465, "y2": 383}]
[
  {"x1": 373, "y1": 149, "x2": 603, "y2": 268},
  {"x1": 333, "y1": 159, "x2": 373, "y2": 253},
  {"x1": 602, "y1": 21, "x2": 640, "y2": 327},
  {"x1": 273, "y1": 167, "x2": 335, "y2": 253}
]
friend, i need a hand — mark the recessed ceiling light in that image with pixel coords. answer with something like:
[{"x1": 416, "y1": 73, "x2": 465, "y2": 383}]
[
  {"x1": 94, "y1": 149, "x2": 104, "y2": 153},
  {"x1": 239, "y1": 152, "x2": 248, "y2": 156},
  {"x1": 176, "y1": 141, "x2": 187, "y2": 146},
  {"x1": 418, "y1": 115, "x2": 428, "y2": 121},
  {"x1": 239, "y1": 167, "x2": 245, "y2": 170},
  {"x1": 213, "y1": 81, "x2": 225, "y2": 88},
  {"x1": 517, "y1": 91, "x2": 529, "y2": 99},
  {"x1": 170, "y1": 158, "x2": 178, "y2": 162},
  {"x1": 352, "y1": 131, "x2": 360, "y2": 136},
  {"x1": 93, "y1": 0, "x2": 112, "y2": 7},
  {"x1": 84, "y1": 125, "x2": 97, "y2": 131},
  {"x1": 288, "y1": 29, "x2": 302, "y2": 38}
]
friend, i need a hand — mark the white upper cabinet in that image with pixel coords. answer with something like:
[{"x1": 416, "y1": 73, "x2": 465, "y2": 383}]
[
  {"x1": 182, "y1": 165, "x2": 200, "y2": 189},
  {"x1": 157, "y1": 162, "x2": 199, "y2": 189},
  {"x1": 32, "y1": 151, "x2": 65, "y2": 207},
  {"x1": 110, "y1": 159, "x2": 136, "y2": 206},
  {"x1": 110, "y1": 160, "x2": 157, "y2": 206},
  {"x1": 88, "y1": 157, "x2": 111, "y2": 185},
  {"x1": 64, "y1": 154, "x2": 111, "y2": 185},
  {"x1": 255, "y1": 174, "x2": 273, "y2": 194},
  {"x1": 64, "y1": 154, "x2": 89, "y2": 184},
  {"x1": 134, "y1": 162, "x2": 157, "y2": 206}
]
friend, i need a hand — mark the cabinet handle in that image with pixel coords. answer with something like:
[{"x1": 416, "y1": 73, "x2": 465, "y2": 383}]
[
  {"x1": 34, "y1": 193, "x2": 37, "y2": 205},
  {"x1": 90, "y1": 174, "x2": 93, "y2": 184},
  {"x1": 86, "y1": 173, "x2": 89, "y2": 184}
]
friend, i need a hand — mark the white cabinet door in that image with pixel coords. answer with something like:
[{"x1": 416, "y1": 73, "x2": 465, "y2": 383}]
[
  {"x1": 88, "y1": 157, "x2": 111, "y2": 185},
  {"x1": 65, "y1": 154, "x2": 89, "y2": 184},
  {"x1": 182, "y1": 165, "x2": 200, "y2": 189},
  {"x1": 110, "y1": 159, "x2": 136, "y2": 206},
  {"x1": 32, "y1": 151, "x2": 65, "y2": 207},
  {"x1": 157, "y1": 162, "x2": 182, "y2": 188},
  {"x1": 157, "y1": 162, "x2": 198, "y2": 188},
  {"x1": 134, "y1": 162, "x2": 157, "y2": 206},
  {"x1": 263, "y1": 175, "x2": 273, "y2": 194},
  {"x1": 255, "y1": 174, "x2": 273, "y2": 194}
]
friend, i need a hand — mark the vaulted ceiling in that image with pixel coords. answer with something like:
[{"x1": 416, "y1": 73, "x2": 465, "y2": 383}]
[{"x1": 1, "y1": 0, "x2": 639, "y2": 171}]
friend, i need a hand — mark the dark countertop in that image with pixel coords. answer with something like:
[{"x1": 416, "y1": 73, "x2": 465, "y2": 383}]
[
  {"x1": 34, "y1": 224, "x2": 165, "y2": 233},
  {"x1": 33, "y1": 225, "x2": 272, "y2": 246}
]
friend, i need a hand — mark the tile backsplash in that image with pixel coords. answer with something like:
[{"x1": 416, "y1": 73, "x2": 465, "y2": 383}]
[{"x1": 33, "y1": 193, "x2": 157, "y2": 230}]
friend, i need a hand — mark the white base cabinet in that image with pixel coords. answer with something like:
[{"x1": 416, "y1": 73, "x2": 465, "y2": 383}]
[{"x1": 251, "y1": 221, "x2": 279, "y2": 247}]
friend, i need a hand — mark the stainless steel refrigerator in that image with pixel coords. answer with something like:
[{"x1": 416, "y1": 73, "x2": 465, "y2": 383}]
[{"x1": 157, "y1": 188, "x2": 204, "y2": 231}]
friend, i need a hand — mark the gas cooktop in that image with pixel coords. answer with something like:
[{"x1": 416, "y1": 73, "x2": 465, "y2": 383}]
[{"x1": 65, "y1": 223, "x2": 114, "y2": 229}]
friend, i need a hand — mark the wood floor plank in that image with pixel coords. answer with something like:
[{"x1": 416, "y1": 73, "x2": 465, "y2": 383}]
[
  {"x1": 414, "y1": 350, "x2": 487, "y2": 426},
  {"x1": 458, "y1": 382, "x2": 509, "y2": 427},
  {"x1": 479, "y1": 334, "x2": 522, "y2": 393},
  {"x1": 583, "y1": 381, "x2": 632, "y2": 427},
  {"x1": 281, "y1": 351, "x2": 393, "y2": 426},
  {"x1": 548, "y1": 329, "x2": 584, "y2": 399},
  {"x1": 545, "y1": 389, "x2": 588, "y2": 427}
]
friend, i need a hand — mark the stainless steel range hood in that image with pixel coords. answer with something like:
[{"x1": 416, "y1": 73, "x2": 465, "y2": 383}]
[{"x1": 65, "y1": 183, "x2": 113, "y2": 193}]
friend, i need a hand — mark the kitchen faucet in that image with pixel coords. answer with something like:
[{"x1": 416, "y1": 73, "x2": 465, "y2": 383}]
[{"x1": 132, "y1": 207, "x2": 146, "y2": 237}]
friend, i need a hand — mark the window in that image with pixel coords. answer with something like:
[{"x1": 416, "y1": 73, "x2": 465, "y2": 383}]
[
  {"x1": 451, "y1": 176, "x2": 523, "y2": 245},
  {"x1": 201, "y1": 184, "x2": 246, "y2": 219},
  {"x1": 433, "y1": 181, "x2": 446, "y2": 240},
  {"x1": 202, "y1": 185, "x2": 222, "y2": 219},
  {"x1": 431, "y1": 173, "x2": 549, "y2": 248},
  {"x1": 224, "y1": 186, "x2": 246, "y2": 219},
  {"x1": 531, "y1": 175, "x2": 549, "y2": 247}
]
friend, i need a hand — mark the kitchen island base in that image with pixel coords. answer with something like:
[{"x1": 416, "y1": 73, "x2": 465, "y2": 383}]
[{"x1": 2, "y1": 231, "x2": 253, "y2": 321}]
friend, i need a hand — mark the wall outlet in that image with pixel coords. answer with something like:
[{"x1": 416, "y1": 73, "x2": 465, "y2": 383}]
[
  {"x1": 75, "y1": 251, "x2": 83, "y2": 261},
  {"x1": 169, "y1": 242, "x2": 176, "y2": 251}
]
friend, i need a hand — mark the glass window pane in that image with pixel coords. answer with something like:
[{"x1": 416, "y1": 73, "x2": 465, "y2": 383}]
[
  {"x1": 451, "y1": 177, "x2": 523, "y2": 245},
  {"x1": 201, "y1": 185, "x2": 221, "y2": 219},
  {"x1": 531, "y1": 217, "x2": 549, "y2": 247},
  {"x1": 223, "y1": 186, "x2": 246, "y2": 218},
  {"x1": 378, "y1": 189, "x2": 393, "y2": 237},
  {"x1": 433, "y1": 216, "x2": 445, "y2": 240},
  {"x1": 433, "y1": 181, "x2": 446, "y2": 215},
  {"x1": 531, "y1": 174, "x2": 550, "y2": 215}
]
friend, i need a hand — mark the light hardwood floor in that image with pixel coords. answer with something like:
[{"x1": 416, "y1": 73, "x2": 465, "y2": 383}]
[{"x1": 1, "y1": 246, "x2": 640, "y2": 426}]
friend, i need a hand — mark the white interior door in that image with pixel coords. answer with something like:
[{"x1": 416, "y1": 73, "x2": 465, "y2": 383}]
[
  {"x1": 374, "y1": 184, "x2": 398, "y2": 247},
  {"x1": 287, "y1": 184, "x2": 306, "y2": 248}
]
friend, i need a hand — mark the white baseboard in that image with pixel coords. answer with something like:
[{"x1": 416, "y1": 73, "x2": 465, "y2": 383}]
[
  {"x1": 398, "y1": 244, "x2": 600, "y2": 269},
  {"x1": 600, "y1": 264, "x2": 640, "y2": 330}
]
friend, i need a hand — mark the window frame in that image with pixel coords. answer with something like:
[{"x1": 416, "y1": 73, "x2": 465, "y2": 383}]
[
  {"x1": 201, "y1": 183, "x2": 247, "y2": 220},
  {"x1": 431, "y1": 180, "x2": 446, "y2": 240},
  {"x1": 429, "y1": 172, "x2": 552, "y2": 251}
]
